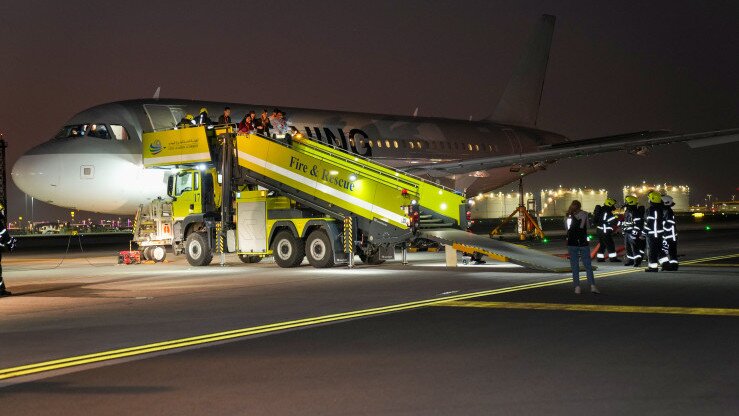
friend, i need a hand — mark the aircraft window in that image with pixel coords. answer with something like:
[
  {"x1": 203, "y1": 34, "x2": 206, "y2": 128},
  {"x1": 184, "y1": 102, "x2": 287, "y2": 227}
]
[
  {"x1": 488, "y1": 144, "x2": 493, "y2": 152},
  {"x1": 367, "y1": 140, "x2": 373, "y2": 147},
  {"x1": 416, "y1": 141, "x2": 422, "y2": 149},
  {"x1": 55, "y1": 124, "x2": 88, "y2": 139},
  {"x1": 175, "y1": 172, "x2": 193, "y2": 196},
  {"x1": 349, "y1": 138, "x2": 355, "y2": 147},
  {"x1": 475, "y1": 144, "x2": 480, "y2": 151},
  {"x1": 110, "y1": 125, "x2": 130, "y2": 141},
  {"x1": 385, "y1": 140, "x2": 390, "y2": 148},
  {"x1": 467, "y1": 144, "x2": 473, "y2": 151},
  {"x1": 393, "y1": 140, "x2": 398, "y2": 149},
  {"x1": 409, "y1": 141, "x2": 415, "y2": 149},
  {"x1": 376, "y1": 140, "x2": 382, "y2": 148},
  {"x1": 87, "y1": 124, "x2": 111, "y2": 139}
]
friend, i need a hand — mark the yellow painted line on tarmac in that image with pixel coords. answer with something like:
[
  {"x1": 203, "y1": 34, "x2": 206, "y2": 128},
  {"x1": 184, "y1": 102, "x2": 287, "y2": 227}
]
[
  {"x1": 0, "y1": 253, "x2": 734, "y2": 381},
  {"x1": 686, "y1": 263, "x2": 739, "y2": 267},
  {"x1": 433, "y1": 300, "x2": 739, "y2": 317},
  {"x1": 681, "y1": 253, "x2": 739, "y2": 265}
]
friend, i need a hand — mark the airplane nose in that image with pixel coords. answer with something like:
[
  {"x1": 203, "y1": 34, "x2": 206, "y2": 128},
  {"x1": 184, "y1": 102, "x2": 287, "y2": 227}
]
[{"x1": 12, "y1": 143, "x2": 62, "y2": 203}]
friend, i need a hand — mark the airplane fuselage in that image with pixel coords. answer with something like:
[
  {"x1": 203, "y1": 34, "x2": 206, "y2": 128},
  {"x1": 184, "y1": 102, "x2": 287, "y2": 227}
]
[{"x1": 12, "y1": 99, "x2": 568, "y2": 215}]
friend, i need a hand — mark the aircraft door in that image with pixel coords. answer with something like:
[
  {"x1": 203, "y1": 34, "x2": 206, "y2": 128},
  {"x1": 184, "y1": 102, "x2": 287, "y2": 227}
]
[
  {"x1": 503, "y1": 129, "x2": 523, "y2": 154},
  {"x1": 144, "y1": 104, "x2": 180, "y2": 131}
]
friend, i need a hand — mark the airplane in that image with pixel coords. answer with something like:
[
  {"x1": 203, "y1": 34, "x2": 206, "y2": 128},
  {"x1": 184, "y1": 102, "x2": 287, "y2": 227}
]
[{"x1": 12, "y1": 15, "x2": 739, "y2": 215}]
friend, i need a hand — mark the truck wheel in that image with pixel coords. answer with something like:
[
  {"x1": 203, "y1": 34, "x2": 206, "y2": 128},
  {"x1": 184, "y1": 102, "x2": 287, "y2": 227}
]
[
  {"x1": 358, "y1": 248, "x2": 385, "y2": 265},
  {"x1": 151, "y1": 246, "x2": 167, "y2": 262},
  {"x1": 305, "y1": 229, "x2": 335, "y2": 268},
  {"x1": 141, "y1": 247, "x2": 152, "y2": 261},
  {"x1": 272, "y1": 230, "x2": 304, "y2": 268},
  {"x1": 238, "y1": 254, "x2": 262, "y2": 264},
  {"x1": 185, "y1": 232, "x2": 213, "y2": 266}
]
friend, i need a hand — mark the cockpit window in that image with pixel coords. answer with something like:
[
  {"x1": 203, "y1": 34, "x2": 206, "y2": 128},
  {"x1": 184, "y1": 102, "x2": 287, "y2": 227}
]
[
  {"x1": 110, "y1": 125, "x2": 130, "y2": 140},
  {"x1": 55, "y1": 124, "x2": 88, "y2": 139},
  {"x1": 87, "y1": 124, "x2": 111, "y2": 139}
]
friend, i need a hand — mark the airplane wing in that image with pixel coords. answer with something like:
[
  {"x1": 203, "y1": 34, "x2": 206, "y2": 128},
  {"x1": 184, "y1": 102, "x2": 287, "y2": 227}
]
[{"x1": 403, "y1": 128, "x2": 739, "y2": 176}]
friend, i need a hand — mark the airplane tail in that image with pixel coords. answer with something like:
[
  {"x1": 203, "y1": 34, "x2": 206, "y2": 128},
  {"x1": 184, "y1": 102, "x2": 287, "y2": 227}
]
[{"x1": 490, "y1": 14, "x2": 556, "y2": 127}]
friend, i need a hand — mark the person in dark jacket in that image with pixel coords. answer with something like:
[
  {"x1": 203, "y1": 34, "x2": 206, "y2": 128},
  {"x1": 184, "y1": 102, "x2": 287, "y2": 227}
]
[
  {"x1": 622, "y1": 195, "x2": 645, "y2": 266},
  {"x1": 595, "y1": 197, "x2": 620, "y2": 262},
  {"x1": 565, "y1": 200, "x2": 599, "y2": 294},
  {"x1": 0, "y1": 203, "x2": 16, "y2": 297},
  {"x1": 643, "y1": 191, "x2": 665, "y2": 272},
  {"x1": 217, "y1": 107, "x2": 232, "y2": 125},
  {"x1": 660, "y1": 195, "x2": 679, "y2": 271}
]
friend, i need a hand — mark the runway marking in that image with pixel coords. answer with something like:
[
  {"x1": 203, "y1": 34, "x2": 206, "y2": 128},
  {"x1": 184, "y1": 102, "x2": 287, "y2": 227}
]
[
  {"x1": 0, "y1": 253, "x2": 734, "y2": 381},
  {"x1": 434, "y1": 301, "x2": 739, "y2": 317},
  {"x1": 681, "y1": 253, "x2": 739, "y2": 264},
  {"x1": 685, "y1": 263, "x2": 739, "y2": 267}
]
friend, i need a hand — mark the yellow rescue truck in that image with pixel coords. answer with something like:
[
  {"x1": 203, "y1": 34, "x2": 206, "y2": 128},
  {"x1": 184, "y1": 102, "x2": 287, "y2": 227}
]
[{"x1": 135, "y1": 125, "x2": 572, "y2": 272}]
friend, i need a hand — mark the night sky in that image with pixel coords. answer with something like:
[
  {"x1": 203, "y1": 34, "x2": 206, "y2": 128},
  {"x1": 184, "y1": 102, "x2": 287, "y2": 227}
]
[{"x1": 1, "y1": 1, "x2": 737, "y2": 221}]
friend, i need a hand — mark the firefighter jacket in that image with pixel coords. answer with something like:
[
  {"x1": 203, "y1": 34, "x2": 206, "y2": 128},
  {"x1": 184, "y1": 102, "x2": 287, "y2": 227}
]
[
  {"x1": 623, "y1": 205, "x2": 645, "y2": 237},
  {"x1": 644, "y1": 202, "x2": 665, "y2": 238},
  {"x1": 596, "y1": 205, "x2": 617, "y2": 233},
  {"x1": 662, "y1": 206, "x2": 677, "y2": 241}
]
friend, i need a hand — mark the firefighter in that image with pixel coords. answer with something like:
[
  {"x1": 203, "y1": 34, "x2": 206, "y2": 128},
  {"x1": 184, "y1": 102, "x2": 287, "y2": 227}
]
[
  {"x1": 643, "y1": 191, "x2": 664, "y2": 272},
  {"x1": 661, "y1": 195, "x2": 679, "y2": 271},
  {"x1": 621, "y1": 195, "x2": 645, "y2": 266},
  {"x1": 595, "y1": 197, "x2": 619, "y2": 262},
  {"x1": 195, "y1": 107, "x2": 213, "y2": 126},
  {"x1": 0, "y1": 202, "x2": 16, "y2": 297},
  {"x1": 177, "y1": 114, "x2": 196, "y2": 128}
]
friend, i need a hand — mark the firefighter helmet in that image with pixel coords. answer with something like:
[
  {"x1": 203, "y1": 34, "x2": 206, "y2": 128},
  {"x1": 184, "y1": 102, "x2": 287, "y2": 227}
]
[
  {"x1": 662, "y1": 195, "x2": 674, "y2": 206},
  {"x1": 624, "y1": 195, "x2": 638, "y2": 206},
  {"x1": 604, "y1": 197, "x2": 617, "y2": 207},
  {"x1": 199, "y1": 107, "x2": 208, "y2": 114},
  {"x1": 185, "y1": 114, "x2": 194, "y2": 120},
  {"x1": 647, "y1": 191, "x2": 662, "y2": 204}
]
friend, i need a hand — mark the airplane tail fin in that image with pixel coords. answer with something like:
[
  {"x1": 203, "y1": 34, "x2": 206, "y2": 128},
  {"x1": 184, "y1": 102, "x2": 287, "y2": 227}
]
[{"x1": 490, "y1": 14, "x2": 556, "y2": 127}]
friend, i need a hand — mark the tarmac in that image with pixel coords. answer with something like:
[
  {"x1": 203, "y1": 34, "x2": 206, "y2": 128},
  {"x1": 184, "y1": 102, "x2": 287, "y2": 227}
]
[{"x1": 0, "y1": 229, "x2": 737, "y2": 415}]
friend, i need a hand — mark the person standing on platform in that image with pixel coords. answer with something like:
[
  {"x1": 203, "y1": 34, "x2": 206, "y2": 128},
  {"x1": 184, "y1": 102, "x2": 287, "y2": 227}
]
[
  {"x1": 660, "y1": 195, "x2": 679, "y2": 271},
  {"x1": 595, "y1": 197, "x2": 620, "y2": 262},
  {"x1": 565, "y1": 200, "x2": 599, "y2": 294},
  {"x1": 643, "y1": 191, "x2": 665, "y2": 272},
  {"x1": 218, "y1": 107, "x2": 232, "y2": 125}
]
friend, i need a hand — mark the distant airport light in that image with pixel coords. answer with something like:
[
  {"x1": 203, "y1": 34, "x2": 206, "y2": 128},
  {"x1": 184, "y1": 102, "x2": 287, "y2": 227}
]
[{"x1": 705, "y1": 225, "x2": 712, "y2": 231}]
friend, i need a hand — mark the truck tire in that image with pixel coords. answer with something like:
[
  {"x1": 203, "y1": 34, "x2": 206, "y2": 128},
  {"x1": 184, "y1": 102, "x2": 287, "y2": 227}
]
[
  {"x1": 151, "y1": 246, "x2": 167, "y2": 262},
  {"x1": 358, "y1": 247, "x2": 385, "y2": 265},
  {"x1": 238, "y1": 254, "x2": 262, "y2": 264},
  {"x1": 272, "y1": 230, "x2": 304, "y2": 268},
  {"x1": 185, "y1": 232, "x2": 213, "y2": 266},
  {"x1": 305, "y1": 229, "x2": 335, "y2": 268},
  {"x1": 141, "y1": 246, "x2": 152, "y2": 261}
]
